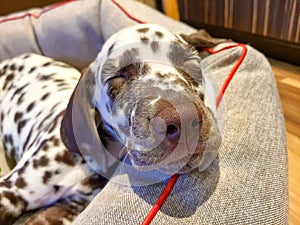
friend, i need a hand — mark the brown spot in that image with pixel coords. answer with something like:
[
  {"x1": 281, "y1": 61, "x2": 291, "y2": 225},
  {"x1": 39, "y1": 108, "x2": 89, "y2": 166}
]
[
  {"x1": 22, "y1": 54, "x2": 30, "y2": 59},
  {"x1": 43, "y1": 171, "x2": 52, "y2": 184},
  {"x1": 29, "y1": 67, "x2": 36, "y2": 73},
  {"x1": 22, "y1": 128, "x2": 33, "y2": 151},
  {"x1": 118, "y1": 48, "x2": 140, "y2": 69},
  {"x1": 155, "y1": 31, "x2": 164, "y2": 39},
  {"x1": 11, "y1": 84, "x2": 29, "y2": 101},
  {"x1": 15, "y1": 177, "x2": 27, "y2": 188},
  {"x1": 33, "y1": 156, "x2": 49, "y2": 168},
  {"x1": 49, "y1": 136, "x2": 60, "y2": 146},
  {"x1": 17, "y1": 119, "x2": 27, "y2": 134},
  {"x1": 140, "y1": 63, "x2": 151, "y2": 76},
  {"x1": 0, "y1": 69, "x2": 5, "y2": 77},
  {"x1": 17, "y1": 162, "x2": 29, "y2": 175},
  {"x1": 0, "y1": 112, "x2": 4, "y2": 122},
  {"x1": 55, "y1": 151, "x2": 76, "y2": 166},
  {"x1": 199, "y1": 92, "x2": 205, "y2": 101},
  {"x1": 54, "y1": 79, "x2": 64, "y2": 83},
  {"x1": 41, "y1": 93, "x2": 50, "y2": 101},
  {"x1": 24, "y1": 204, "x2": 78, "y2": 224},
  {"x1": 53, "y1": 185, "x2": 60, "y2": 193},
  {"x1": 18, "y1": 65, "x2": 24, "y2": 72},
  {"x1": 38, "y1": 73, "x2": 55, "y2": 81},
  {"x1": 26, "y1": 102, "x2": 35, "y2": 112},
  {"x1": 1, "y1": 180, "x2": 12, "y2": 188},
  {"x1": 3, "y1": 191, "x2": 19, "y2": 206},
  {"x1": 3, "y1": 73, "x2": 14, "y2": 90},
  {"x1": 150, "y1": 41, "x2": 159, "y2": 52},
  {"x1": 42, "y1": 62, "x2": 51, "y2": 67},
  {"x1": 137, "y1": 27, "x2": 149, "y2": 33},
  {"x1": 140, "y1": 36, "x2": 149, "y2": 43},
  {"x1": 155, "y1": 72, "x2": 164, "y2": 79},
  {"x1": 56, "y1": 82, "x2": 68, "y2": 87},
  {"x1": 49, "y1": 112, "x2": 64, "y2": 133},
  {"x1": 42, "y1": 143, "x2": 49, "y2": 151},
  {"x1": 81, "y1": 174, "x2": 107, "y2": 190},
  {"x1": 10, "y1": 64, "x2": 16, "y2": 70},
  {"x1": 18, "y1": 166, "x2": 26, "y2": 175},
  {"x1": 108, "y1": 43, "x2": 115, "y2": 56},
  {"x1": 17, "y1": 93, "x2": 25, "y2": 104},
  {"x1": 14, "y1": 112, "x2": 23, "y2": 122},
  {"x1": 4, "y1": 134, "x2": 13, "y2": 145}
]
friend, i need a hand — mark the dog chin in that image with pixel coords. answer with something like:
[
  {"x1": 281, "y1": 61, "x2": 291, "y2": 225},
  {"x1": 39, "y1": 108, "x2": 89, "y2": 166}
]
[{"x1": 129, "y1": 153, "x2": 203, "y2": 175}]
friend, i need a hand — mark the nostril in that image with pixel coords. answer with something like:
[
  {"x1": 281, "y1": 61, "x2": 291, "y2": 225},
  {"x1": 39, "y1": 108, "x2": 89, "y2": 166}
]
[
  {"x1": 191, "y1": 118, "x2": 201, "y2": 129},
  {"x1": 166, "y1": 124, "x2": 180, "y2": 140}
]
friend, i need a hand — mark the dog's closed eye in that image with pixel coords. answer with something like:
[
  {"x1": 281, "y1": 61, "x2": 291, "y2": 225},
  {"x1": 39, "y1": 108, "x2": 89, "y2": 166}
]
[{"x1": 105, "y1": 66, "x2": 133, "y2": 82}]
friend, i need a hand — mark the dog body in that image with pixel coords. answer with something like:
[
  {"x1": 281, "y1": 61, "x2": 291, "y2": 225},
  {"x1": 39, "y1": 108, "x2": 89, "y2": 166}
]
[
  {"x1": 0, "y1": 54, "x2": 103, "y2": 224},
  {"x1": 0, "y1": 24, "x2": 221, "y2": 224}
]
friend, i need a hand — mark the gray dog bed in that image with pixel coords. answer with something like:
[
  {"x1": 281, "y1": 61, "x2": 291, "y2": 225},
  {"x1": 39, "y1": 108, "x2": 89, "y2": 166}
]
[{"x1": 0, "y1": 0, "x2": 288, "y2": 224}]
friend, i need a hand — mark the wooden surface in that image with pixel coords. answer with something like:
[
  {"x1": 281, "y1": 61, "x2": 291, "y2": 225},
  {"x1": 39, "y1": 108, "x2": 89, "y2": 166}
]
[
  {"x1": 0, "y1": 0, "x2": 61, "y2": 16},
  {"x1": 270, "y1": 58, "x2": 300, "y2": 225},
  {"x1": 162, "y1": 0, "x2": 180, "y2": 20}
]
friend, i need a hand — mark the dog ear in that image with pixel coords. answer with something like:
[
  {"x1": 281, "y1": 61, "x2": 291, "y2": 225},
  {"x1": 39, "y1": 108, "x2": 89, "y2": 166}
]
[
  {"x1": 180, "y1": 29, "x2": 228, "y2": 48},
  {"x1": 60, "y1": 68, "x2": 118, "y2": 175}
]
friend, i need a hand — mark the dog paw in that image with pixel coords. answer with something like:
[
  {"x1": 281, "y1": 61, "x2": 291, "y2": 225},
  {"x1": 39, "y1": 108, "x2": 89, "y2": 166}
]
[
  {"x1": 24, "y1": 204, "x2": 80, "y2": 225},
  {"x1": 0, "y1": 190, "x2": 27, "y2": 225}
]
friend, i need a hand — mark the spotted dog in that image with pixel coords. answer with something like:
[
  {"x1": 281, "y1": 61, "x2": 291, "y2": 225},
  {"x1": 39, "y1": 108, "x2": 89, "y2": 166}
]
[
  {"x1": 0, "y1": 54, "x2": 107, "y2": 224},
  {"x1": 0, "y1": 24, "x2": 222, "y2": 224}
]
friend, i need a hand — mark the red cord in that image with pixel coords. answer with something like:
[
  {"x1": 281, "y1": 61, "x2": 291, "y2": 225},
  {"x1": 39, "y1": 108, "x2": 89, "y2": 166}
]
[
  {"x1": 112, "y1": 0, "x2": 146, "y2": 24},
  {"x1": 141, "y1": 174, "x2": 179, "y2": 225},
  {"x1": 141, "y1": 43, "x2": 248, "y2": 225},
  {"x1": 205, "y1": 44, "x2": 248, "y2": 107}
]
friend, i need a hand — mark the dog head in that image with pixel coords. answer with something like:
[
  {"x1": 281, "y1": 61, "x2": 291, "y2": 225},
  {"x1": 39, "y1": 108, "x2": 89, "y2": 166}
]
[{"x1": 61, "y1": 24, "x2": 223, "y2": 177}]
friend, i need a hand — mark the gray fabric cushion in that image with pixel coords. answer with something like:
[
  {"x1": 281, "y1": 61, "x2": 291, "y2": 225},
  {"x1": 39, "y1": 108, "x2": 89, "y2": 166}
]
[
  {"x1": 72, "y1": 44, "x2": 288, "y2": 224},
  {"x1": 0, "y1": 0, "x2": 288, "y2": 224},
  {"x1": 0, "y1": 0, "x2": 195, "y2": 69}
]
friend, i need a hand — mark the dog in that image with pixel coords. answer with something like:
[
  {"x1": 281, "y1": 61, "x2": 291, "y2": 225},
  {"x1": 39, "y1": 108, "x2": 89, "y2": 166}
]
[{"x1": 0, "y1": 24, "x2": 223, "y2": 224}]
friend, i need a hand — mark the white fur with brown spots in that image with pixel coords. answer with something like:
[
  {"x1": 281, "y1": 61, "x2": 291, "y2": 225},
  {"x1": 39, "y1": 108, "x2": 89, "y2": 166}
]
[
  {"x1": 0, "y1": 24, "x2": 222, "y2": 224},
  {"x1": 0, "y1": 54, "x2": 105, "y2": 224}
]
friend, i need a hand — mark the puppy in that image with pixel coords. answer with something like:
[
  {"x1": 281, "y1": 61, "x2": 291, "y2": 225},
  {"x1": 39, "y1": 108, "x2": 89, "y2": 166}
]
[{"x1": 0, "y1": 24, "x2": 223, "y2": 224}]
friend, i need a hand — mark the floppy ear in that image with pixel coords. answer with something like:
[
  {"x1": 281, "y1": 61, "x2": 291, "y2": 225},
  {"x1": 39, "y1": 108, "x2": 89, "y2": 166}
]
[
  {"x1": 60, "y1": 68, "x2": 118, "y2": 175},
  {"x1": 180, "y1": 29, "x2": 228, "y2": 48}
]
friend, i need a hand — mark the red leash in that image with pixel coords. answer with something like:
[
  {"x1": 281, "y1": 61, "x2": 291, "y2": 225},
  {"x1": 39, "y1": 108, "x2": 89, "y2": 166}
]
[
  {"x1": 141, "y1": 174, "x2": 179, "y2": 225},
  {"x1": 205, "y1": 44, "x2": 248, "y2": 108},
  {"x1": 141, "y1": 43, "x2": 248, "y2": 225}
]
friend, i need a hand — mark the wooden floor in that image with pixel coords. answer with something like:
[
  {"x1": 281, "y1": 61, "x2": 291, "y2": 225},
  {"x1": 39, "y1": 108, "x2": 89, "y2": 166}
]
[{"x1": 270, "y1": 58, "x2": 300, "y2": 225}]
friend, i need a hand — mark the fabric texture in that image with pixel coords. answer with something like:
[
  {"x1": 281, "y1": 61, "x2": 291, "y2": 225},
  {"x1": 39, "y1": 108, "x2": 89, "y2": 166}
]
[
  {"x1": 0, "y1": 0, "x2": 195, "y2": 69},
  {"x1": 0, "y1": 0, "x2": 288, "y2": 224}
]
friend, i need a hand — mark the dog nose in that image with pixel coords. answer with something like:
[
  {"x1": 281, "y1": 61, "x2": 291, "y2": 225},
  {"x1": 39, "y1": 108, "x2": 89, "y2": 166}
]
[
  {"x1": 155, "y1": 104, "x2": 201, "y2": 143},
  {"x1": 156, "y1": 106, "x2": 181, "y2": 141}
]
